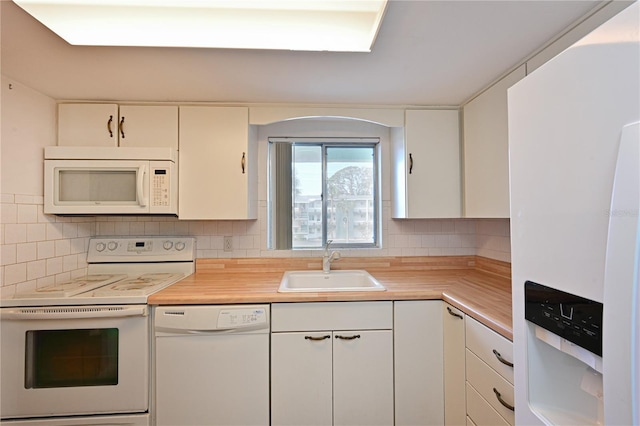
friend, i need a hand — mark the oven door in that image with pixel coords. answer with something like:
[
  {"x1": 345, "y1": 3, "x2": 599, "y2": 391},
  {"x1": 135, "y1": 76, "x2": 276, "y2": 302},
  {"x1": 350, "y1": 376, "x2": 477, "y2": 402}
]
[
  {"x1": 0, "y1": 305, "x2": 149, "y2": 419},
  {"x1": 44, "y1": 160, "x2": 150, "y2": 214}
]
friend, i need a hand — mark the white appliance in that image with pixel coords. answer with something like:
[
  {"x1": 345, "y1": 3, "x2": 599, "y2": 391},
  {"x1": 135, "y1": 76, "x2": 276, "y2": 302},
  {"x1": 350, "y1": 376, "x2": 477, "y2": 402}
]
[
  {"x1": 153, "y1": 305, "x2": 270, "y2": 425},
  {"x1": 508, "y1": 3, "x2": 639, "y2": 425},
  {"x1": 0, "y1": 236, "x2": 195, "y2": 425},
  {"x1": 44, "y1": 146, "x2": 178, "y2": 215}
]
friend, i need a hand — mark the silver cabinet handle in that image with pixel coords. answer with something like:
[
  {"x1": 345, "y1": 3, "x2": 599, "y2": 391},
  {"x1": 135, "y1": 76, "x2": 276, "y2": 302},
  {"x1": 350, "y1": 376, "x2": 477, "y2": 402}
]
[
  {"x1": 119, "y1": 116, "x2": 125, "y2": 139},
  {"x1": 335, "y1": 334, "x2": 360, "y2": 340},
  {"x1": 447, "y1": 306, "x2": 463, "y2": 319},
  {"x1": 304, "y1": 335, "x2": 330, "y2": 341},
  {"x1": 493, "y1": 387, "x2": 515, "y2": 411},
  {"x1": 493, "y1": 349, "x2": 514, "y2": 367},
  {"x1": 241, "y1": 152, "x2": 246, "y2": 174},
  {"x1": 409, "y1": 153, "x2": 413, "y2": 174},
  {"x1": 107, "y1": 115, "x2": 114, "y2": 137}
]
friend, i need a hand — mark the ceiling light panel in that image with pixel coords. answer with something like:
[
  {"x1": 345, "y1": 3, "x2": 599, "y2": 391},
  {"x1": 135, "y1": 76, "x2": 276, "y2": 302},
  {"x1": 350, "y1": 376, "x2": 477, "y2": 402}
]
[{"x1": 12, "y1": 0, "x2": 388, "y2": 52}]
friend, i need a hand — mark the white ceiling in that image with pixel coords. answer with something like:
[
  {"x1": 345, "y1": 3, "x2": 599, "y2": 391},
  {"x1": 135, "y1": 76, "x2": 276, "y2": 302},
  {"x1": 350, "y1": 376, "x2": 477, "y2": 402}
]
[{"x1": 1, "y1": 0, "x2": 603, "y2": 106}]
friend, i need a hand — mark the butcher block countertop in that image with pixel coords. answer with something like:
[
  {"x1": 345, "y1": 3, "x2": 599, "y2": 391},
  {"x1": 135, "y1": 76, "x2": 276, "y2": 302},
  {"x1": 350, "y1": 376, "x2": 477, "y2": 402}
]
[{"x1": 149, "y1": 255, "x2": 513, "y2": 340}]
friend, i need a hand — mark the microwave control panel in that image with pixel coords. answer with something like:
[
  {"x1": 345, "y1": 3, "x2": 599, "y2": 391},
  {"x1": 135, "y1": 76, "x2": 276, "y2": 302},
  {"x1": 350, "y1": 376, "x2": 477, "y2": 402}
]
[
  {"x1": 151, "y1": 164, "x2": 171, "y2": 208},
  {"x1": 524, "y1": 280, "x2": 602, "y2": 356}
]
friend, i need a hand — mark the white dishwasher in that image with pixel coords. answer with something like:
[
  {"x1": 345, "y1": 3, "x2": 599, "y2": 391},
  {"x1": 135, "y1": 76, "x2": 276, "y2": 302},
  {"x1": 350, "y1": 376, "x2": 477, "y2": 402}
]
[{"x1": 153, "y1": 305, "x2": 270, "y2": 426}]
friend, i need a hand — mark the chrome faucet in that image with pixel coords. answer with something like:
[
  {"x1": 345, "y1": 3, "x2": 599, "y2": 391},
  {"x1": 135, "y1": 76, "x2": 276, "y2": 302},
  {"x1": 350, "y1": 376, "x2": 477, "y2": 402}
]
[{"x1": 322, "y1": 240, "x2": 341, "y2": 273}]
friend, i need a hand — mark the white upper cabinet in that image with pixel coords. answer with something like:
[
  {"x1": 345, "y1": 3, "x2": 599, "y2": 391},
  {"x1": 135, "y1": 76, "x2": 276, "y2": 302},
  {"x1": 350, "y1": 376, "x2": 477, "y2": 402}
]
[
  {"x1": 391, "y1": 109, "x2": 461, "y2": 218},
  {"x1": 462, "y1": 65, "x2": 526, "y2": 218},
  {"x1": 58, "y1": 103, "x2": 119, "y2": 147},
  {"x1": 57, "y1": 103, "x2": 178, "y2": 149},
  {"x1": 178, "y1": 106, "x2": 258, "y2": 220},
  {"x1": 117, "y1": 105, "x2": 178, "y2": 149}
]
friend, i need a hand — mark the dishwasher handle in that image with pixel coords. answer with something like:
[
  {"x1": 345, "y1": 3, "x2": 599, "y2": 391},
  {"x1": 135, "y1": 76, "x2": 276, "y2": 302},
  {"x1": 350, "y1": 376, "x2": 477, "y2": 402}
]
[{"x1": 155, "y1": 324, "x2": 269, "y2": 335}]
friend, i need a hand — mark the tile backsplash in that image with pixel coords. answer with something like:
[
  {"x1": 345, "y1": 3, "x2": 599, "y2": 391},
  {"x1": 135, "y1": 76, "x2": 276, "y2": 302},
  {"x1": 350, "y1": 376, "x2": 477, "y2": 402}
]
[
  {"x1": 1, "y1": 194, "x2": 94, "y2": 297},
  {"x1": 1, "y1": 195, "x2": 511, "y2": 296}
]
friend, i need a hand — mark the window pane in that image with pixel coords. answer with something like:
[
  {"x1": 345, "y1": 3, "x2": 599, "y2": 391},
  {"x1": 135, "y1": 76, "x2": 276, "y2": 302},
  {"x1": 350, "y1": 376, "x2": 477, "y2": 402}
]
[
  {"x1": 292, "y1": 145, "x2": 323, "y2": 248},
  {"x1": 326, "y1": 146, "x2": 375, "y2": 245}
]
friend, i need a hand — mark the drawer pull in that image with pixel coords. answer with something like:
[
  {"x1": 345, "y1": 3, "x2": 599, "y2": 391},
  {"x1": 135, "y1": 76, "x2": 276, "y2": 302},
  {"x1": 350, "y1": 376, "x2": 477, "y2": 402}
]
[
  {"x1": 493, "y1": 387, "x2": 515, "y2": 411},
  {"x1": 335, "y1": 334, "x2": 361, "y2": 340},
  {"x1": 447, "y1": 306, "x2": 463, "y2": 319},
  {"x1": 492, "y1": 349, "x2": 514, "y2": 367},
  {"x1": 304, "y1": 335, "x2": 330, "y2": 341}
]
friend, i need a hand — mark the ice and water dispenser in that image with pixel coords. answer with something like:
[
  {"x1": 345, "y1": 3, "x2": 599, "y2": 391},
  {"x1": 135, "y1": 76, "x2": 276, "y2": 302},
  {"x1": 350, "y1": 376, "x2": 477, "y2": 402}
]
[{"x1": 524, "y1": 281, "x2": 604, "y2": 425}]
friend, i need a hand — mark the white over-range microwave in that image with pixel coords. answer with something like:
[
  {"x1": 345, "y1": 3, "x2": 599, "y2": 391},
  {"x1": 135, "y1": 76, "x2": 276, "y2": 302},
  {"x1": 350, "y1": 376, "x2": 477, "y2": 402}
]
[{"x1": 44, "y1": 146, "x2": 178, "y2": 215}]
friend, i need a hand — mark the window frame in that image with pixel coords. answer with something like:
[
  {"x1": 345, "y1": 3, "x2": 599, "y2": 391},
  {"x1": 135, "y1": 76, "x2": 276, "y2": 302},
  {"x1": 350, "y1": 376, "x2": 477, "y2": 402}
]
[{"x1": 268, "y1": 137, "x2": 380, "y2": 250}]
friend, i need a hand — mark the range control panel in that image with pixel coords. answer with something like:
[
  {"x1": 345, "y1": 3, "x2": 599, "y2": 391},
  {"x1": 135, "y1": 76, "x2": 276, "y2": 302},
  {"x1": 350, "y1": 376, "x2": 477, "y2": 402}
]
[{"x1": 525, "y1": 280, "x2": 602, "y2": 356}]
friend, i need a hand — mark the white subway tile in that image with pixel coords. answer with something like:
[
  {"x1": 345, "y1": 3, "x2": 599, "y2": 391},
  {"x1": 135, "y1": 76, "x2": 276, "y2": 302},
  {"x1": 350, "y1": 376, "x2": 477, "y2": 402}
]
[
  {"x1": 158, "y1": 222, "x2": 176, "y2": 235},
  {"x1": 27, "y1": 259, "x2": 47, "y2": 280},
  {"x1": 17, "y1": 204, "x2": 37, "y2": 223},
  {"x1": 5, "y1": 224, "x2": 27, "y2": 244},
  {"x1": 63, "y1": 254, "x2": 78, "y2": 272},
  {"x1": 46, "y1": 257, "x2": 63, "y2": 276},
  {"x1": 144, "y1": 222, "x2": 160, "y2": 235},
  {"x1": 16, "y1": 279, "x2": 37, "y2": 293},
  {"x1": 174, "y1": 222, "x2": 190, "y2": 235},
  {"x1": 46, "y1": 222, "x2": 64, "y2": 240},
  {"x1": 37, "y1": 275, "x2": 55, "y2": 288},
  {"x1": 195, "y1": 236, "x2": 211, "y2": 250},
  {"x1": 1, "y1": 203, "x2": 17, "y2": 224},
  {"x1": 62, "y1": 223, "x2": 78, "y2": 238},
  {"x1": 55, "y1": 272, "x2": 71, "y2": 283},
  {"x1": 5, "y1": 263, "x2": 26, "y2": 285},
  {"x1": 55, "y1": 239, "x2": 71, "y2": 256},
  {"x1": 217, "y1": 221, "x2": 233, "y2": 235},
  {"x1": 2, "y1": 244, "x2": 17, "y2": 265},
  {"x1": 1, "y1": 283, "x2": 17, "y2": 298},
  {"x1": 129, "y1": 222, "x2": 145, "y2": 235},
  {"x1": 37, "y1": 241, "x2": 55, "y2": 259},
  {"x1": 70, "y1": 238, "x2": 87, "y2": 255},
  {"x1": 17, "y1": 242, "x2": 37, "y2": 263},
  {"x1": 27, "y1": 223, "x2": 47, "y2": 242}
]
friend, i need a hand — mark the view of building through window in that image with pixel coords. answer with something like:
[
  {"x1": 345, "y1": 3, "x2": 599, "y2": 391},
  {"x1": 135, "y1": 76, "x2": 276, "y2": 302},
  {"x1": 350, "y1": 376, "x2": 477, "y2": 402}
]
[{"x1": 292, "y1": 144, "x2": 376, "y2": 248}]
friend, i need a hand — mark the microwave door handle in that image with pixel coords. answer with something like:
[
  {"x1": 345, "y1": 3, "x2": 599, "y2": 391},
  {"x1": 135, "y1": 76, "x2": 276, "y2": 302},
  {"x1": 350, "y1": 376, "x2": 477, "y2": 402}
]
[{"x1": 137, "y1": 164, "x2": 148, "y2": 207}]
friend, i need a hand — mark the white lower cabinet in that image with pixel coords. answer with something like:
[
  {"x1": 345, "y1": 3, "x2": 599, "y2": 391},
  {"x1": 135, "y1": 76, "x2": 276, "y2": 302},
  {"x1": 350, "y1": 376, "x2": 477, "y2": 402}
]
[
  {"x1": 443, "y1": 303, "x2": 466, "y2": 425},
  {"x1": 394, "y1": 300, "x2": 444, "y2": 425},
  {"x1": 271, "y1": 302, "x2": 393, "y2": 426}
]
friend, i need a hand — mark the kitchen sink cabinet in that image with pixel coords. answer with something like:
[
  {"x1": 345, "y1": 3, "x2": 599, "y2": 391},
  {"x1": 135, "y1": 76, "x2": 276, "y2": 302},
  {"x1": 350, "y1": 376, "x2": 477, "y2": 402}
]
[
  {"x1": 57, "y1": 103, "x2": 178, "y2": 149},
  {"x1": 391, "y1": 109, "x2": 461, "y2": 218},
  {"x1": 178, "y1": 106, "x2": 258, "y2": 220},
  {"x1": 271, "y1": 302, "x2": 394, "y2": 426},
  {"x1": 394, "y1": 300, "x2": 444, "y2": 425},
  {"x1": 443, "y1": 302, "x2": 466, "y2": 426},
  {"x1": 462, "y1": 65, "x2": 525, "y2": 218}
]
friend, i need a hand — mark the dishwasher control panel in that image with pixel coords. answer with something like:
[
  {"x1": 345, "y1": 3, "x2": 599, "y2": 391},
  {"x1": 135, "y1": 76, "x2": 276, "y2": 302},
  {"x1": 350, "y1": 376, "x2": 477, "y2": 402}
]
[{"x1": 218, "y1": 307, "x2": 268, "y2": 329}]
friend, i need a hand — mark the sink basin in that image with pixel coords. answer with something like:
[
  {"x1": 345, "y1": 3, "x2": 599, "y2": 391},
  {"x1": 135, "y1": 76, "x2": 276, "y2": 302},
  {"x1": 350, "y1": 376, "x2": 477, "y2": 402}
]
[{"x1": 278, "y1": 270, "x2": 386, "y2": 293}]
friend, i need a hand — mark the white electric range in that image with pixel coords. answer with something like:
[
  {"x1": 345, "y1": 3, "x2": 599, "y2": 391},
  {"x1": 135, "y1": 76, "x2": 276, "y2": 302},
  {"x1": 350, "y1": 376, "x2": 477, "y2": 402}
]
[{"x1": 0, "y1": 236, "x2": 195, "y2": 425}]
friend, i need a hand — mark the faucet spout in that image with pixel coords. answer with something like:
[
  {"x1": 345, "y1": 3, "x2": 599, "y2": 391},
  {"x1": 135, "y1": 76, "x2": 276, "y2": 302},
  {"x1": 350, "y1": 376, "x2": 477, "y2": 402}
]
[{"x1": 322, "y1": 240, "x2": 340, "y2": 273}]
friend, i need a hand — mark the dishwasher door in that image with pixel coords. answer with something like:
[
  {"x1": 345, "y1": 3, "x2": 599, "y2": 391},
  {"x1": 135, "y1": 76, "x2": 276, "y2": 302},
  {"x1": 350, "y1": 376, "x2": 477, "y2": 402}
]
[{"x1": 153, "y1": 305, "x2": 269, "y2": 426}]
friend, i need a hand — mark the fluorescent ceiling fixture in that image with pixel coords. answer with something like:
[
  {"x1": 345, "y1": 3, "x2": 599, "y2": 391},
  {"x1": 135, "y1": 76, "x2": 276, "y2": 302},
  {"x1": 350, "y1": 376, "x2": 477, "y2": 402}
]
[{"x1": 13, "y1": 0, "x2": 388, "y2": 52}]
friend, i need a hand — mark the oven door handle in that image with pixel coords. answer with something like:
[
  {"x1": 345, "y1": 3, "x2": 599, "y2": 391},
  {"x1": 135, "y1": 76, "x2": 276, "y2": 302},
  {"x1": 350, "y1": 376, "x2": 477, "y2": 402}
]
[{"x1": 1, "y1": 305, "x2": 148, "y2": 320}]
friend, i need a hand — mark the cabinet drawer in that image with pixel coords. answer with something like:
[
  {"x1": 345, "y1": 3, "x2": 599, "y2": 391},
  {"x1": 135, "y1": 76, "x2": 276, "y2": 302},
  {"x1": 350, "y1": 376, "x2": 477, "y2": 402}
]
[
  {"x1": 465, "y1": 316, "x2": 513, "y2": 384},
  {"x1": 466, "y1": 383, "x2": 509, "y2": 426},
  {"x1": 271, "y1": 302, "x2": 392, "y2": 332},
  {"x1": 466, "y1": 350, "x2": 514, "y2": 425}
]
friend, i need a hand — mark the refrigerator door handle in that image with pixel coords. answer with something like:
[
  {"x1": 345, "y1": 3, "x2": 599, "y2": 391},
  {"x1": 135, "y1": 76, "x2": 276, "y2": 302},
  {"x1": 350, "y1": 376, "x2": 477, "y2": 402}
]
[{"x1": 602, "y1": 121, "x2": 640, "y2": 426}]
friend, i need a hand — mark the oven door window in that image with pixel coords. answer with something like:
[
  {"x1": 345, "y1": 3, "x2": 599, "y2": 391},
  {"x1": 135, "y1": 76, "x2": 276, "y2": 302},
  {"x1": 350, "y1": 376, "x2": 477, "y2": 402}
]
[{"x1": 25, "y1": 328, "x2": 119, "y2": 389}]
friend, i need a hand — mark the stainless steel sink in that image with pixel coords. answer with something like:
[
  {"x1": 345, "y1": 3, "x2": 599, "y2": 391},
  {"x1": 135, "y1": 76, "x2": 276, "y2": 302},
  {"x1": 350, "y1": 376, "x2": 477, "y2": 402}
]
[{"x1": 278, "y1": 270, "x2": 386, "y2": 293}]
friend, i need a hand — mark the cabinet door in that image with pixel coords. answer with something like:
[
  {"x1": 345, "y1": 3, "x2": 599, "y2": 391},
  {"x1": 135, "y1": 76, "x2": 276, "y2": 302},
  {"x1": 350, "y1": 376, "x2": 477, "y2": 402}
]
[
  {"x1": 58, "y1": 103, "x2": 119, "y2": 146},
  {"x1": 333, "y1": 330, "x2": 394, "y2": 426},
  {"x1": 118, "y1": 105, "x2": 178, "y2": 149},
  {"x1": 391, "y1": 109, "x2": 461, "y2": 218},
  {"x1": 178, "y1": 106, "x2": 257, "y2": 220},
  {"x1": 271, "y1": 332, "x2": 333, "y2": 426},
  {"x1": 443, "y1": 303, "x2": 467, "y2": 426},
  {"x1": 394, "y1": 300, "x2": 444, "y2": 425},
  {"x1": 463, "y1": 65, "x2": 525, "y2": 218}
]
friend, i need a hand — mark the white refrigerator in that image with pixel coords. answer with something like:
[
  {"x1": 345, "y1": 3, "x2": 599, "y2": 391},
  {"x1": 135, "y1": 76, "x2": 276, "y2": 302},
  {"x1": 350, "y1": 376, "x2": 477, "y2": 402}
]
[{"x1": 508, "y1": 2, "x2": 639, "y2": 425}]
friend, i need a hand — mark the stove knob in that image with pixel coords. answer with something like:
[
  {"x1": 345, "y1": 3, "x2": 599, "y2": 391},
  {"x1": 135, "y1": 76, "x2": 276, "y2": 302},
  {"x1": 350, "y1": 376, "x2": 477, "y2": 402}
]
[
  {"x1": 107, "y1": 241, "x2": 118, "y2": 251},
  {"x1": 96, "y1": 242, "x2": 106, "y2": 252},
  {"x1": 163, "y1": 241, "x2": 174, "y2": 250},
  {"x1": 175, "y1": 241, "x2": 186, "y2": 251}
]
